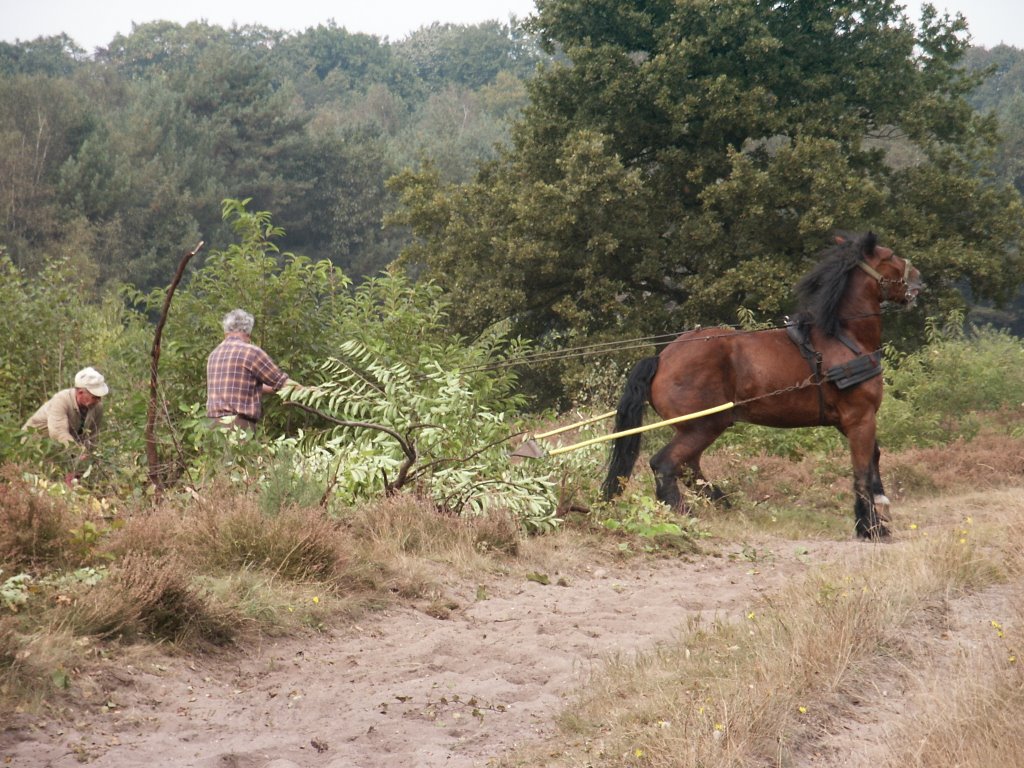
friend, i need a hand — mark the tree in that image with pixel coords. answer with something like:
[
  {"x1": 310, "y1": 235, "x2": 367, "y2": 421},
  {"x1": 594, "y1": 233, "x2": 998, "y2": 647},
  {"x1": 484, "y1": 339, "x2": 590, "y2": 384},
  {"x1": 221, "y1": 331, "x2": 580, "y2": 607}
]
[
  {"x1": 0, "y1": 74, "x2": 96, "y2": 270},
  {"x1": 393, "y1": 20, "x2": 542, "y2": 90},
  {"x1": 0, "y1": 34, "x2": 86, "y2": 77},
  {"x1": 392, "y1": 0, "x2": 1024, "y2": 390},
  {"x1": 136, "y1": 199, "x2": 355, "y2": 434}
]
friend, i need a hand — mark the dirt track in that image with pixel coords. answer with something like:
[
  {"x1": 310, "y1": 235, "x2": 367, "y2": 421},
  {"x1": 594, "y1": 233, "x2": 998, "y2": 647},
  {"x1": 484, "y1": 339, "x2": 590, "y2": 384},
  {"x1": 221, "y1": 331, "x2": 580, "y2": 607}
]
[
  {"x1": 3, "y1": 514, "x2": 1018, "y2": 768},
  {"x1": 1, "y1": 538, "x2": 845, "y2": 768}
]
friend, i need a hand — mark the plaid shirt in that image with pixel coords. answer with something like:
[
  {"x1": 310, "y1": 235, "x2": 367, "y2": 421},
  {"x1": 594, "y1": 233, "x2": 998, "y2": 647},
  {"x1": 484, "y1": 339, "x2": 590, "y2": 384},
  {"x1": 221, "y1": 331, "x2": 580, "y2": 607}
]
[{"x1": 206, "y1": 336, "x2": 289, "y2": 422}]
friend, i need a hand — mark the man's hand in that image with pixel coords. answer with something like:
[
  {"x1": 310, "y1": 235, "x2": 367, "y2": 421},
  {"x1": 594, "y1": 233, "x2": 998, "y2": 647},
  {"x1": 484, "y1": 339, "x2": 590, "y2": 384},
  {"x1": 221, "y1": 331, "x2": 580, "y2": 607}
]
[{"x1": 278, "y1": 379, "x2": 307, "y2": 397}]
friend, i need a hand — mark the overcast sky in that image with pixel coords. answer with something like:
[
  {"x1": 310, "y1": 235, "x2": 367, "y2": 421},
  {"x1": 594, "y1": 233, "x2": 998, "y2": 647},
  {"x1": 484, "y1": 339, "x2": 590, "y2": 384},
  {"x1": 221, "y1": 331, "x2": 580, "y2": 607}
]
[{"x1": 1, "y1": 0, "x2": 1020, "y2": 51}]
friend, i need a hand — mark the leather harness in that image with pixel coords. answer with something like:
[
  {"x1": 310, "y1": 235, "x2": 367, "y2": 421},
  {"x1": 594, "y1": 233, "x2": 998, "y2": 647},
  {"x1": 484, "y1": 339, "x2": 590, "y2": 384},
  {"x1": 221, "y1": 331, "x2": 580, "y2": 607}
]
[{"x1": 785, "y1": 313, "x2": 882, "y2": 425}]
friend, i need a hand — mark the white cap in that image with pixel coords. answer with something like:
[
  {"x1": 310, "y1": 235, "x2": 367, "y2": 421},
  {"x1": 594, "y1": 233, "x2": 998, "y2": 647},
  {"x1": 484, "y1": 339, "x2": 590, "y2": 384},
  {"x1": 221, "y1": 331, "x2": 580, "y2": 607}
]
[{"x1": 74, "y1": 367, "x2": 109, "y2": 397}]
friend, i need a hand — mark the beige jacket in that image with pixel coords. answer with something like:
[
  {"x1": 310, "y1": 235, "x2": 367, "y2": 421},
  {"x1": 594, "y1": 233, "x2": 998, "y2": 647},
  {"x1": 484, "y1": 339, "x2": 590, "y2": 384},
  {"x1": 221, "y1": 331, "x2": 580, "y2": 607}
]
[{"x1": 22, "y1": 388, "x2": 103, "y2": 447}]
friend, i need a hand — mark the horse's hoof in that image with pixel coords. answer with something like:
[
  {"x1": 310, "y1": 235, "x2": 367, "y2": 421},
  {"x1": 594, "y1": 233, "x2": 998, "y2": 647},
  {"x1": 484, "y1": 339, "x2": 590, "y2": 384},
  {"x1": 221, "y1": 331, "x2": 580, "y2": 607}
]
[{"x1": 856, "y1": 522, "x2": 891, "y2": 540}]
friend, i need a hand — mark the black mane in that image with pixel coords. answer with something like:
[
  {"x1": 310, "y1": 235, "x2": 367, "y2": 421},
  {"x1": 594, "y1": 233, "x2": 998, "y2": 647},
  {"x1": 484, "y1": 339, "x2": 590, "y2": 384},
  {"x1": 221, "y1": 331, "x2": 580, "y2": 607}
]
[{"x1": 793, "y1": 231, "x2": 877, "y2": 337}]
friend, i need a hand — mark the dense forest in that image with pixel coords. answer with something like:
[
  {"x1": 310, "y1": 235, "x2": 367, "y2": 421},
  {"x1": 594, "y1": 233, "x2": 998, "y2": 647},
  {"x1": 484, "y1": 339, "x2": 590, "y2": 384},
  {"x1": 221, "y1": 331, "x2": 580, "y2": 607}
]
[
  {"x1": 0, "y1": 18, "x2": 543, "y2": 289},
  {"x1": 2, "y1": 5, "x2": 1023, "y2": 299}
]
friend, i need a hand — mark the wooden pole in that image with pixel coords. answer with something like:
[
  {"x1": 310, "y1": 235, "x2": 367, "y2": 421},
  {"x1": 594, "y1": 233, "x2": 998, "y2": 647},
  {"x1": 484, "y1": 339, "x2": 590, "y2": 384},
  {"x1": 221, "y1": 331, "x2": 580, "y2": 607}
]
[
  {"x1": 146, "y1": 240, "x2": 204, "y2": 492},
  {"x1": 534, "y1": 410, "x2": 616, "y2": 439},
  {"x1": 545, "y1": 401, "x2": 734, "y2": 457}
]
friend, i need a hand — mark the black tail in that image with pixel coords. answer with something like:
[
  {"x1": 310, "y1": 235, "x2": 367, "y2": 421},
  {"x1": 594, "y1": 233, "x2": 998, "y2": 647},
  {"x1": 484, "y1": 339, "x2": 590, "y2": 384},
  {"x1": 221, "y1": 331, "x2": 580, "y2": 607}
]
[{"x1": 601, "y1": 356, "x2": 659, "y2": 500}]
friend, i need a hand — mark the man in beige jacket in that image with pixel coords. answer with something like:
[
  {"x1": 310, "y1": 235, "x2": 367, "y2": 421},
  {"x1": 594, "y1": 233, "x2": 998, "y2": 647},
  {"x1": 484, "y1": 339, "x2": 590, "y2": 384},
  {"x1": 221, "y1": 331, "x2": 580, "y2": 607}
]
[{"x1": 22, "y1": 367, "x2": 109, "y2": 449}]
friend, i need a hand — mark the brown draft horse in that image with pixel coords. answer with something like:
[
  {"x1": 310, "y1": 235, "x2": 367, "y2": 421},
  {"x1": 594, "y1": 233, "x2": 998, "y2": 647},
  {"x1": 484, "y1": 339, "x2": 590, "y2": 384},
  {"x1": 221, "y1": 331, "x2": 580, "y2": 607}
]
[{"x1": 601, "y1": 232, "x2": 923, "y2": 539}]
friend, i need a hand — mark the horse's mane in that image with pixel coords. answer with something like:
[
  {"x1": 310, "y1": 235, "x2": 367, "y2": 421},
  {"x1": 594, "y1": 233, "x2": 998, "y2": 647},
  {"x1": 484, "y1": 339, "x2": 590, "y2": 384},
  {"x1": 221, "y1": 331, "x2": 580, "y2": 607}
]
[{"x1": 793, "y1": 231, "x2": 877, "y2": 337}]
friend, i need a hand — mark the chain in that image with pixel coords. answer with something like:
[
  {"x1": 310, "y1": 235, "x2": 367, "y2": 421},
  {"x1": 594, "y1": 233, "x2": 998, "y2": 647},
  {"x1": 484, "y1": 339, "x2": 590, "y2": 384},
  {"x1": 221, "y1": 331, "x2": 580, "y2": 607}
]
[{"x1": 731, "y1": 374, "x2": 822, "y2": 408}]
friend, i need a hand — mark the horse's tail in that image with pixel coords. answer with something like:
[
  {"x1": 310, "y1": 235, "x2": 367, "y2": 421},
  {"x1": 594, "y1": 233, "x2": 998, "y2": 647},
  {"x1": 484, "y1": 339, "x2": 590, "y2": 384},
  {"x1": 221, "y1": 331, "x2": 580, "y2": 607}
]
[{"x1": 601, "y1": 356, "x2": 659, "y2": 500}]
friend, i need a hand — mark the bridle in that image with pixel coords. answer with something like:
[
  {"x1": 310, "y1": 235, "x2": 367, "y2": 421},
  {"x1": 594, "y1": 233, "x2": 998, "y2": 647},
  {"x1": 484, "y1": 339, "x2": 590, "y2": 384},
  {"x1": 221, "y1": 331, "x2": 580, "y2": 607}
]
[{"x1": 856, "y1": 256, "x2": 916, "y2": 303}]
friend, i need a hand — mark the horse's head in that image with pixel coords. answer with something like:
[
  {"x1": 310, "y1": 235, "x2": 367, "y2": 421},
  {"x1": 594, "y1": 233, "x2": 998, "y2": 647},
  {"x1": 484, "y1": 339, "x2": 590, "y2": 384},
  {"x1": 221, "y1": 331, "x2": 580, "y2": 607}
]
[{"x1": 857, "y1": 239, "x2": 924, "y2": 307}]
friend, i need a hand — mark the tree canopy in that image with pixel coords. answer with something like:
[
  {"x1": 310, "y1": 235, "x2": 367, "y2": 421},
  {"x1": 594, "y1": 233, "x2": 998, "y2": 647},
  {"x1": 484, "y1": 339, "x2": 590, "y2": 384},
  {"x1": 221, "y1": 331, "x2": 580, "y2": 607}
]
[
  {"x1": 392, "y1": 0, "x2": 1024, "y2": 367},
  {"x1": 0, "y1": 20, "x2": 543, "y2": 291}
]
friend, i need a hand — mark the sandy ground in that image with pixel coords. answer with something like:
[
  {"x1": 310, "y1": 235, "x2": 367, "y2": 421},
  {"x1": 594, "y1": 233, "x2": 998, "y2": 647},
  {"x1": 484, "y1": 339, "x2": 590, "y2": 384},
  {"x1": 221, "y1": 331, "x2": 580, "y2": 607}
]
[
  {"x1": 0, "y1": 529, "x2": 1008, "y2": 768},
  {"x1": 1, "y1": 536, "x2": 847, "y2": 768}
]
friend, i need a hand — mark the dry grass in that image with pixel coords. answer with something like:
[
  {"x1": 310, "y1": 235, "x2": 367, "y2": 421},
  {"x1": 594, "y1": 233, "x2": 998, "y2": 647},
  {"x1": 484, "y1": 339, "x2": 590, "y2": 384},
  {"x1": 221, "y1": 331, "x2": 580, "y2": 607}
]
[
  {"x1": 0, "y1": 465, "x2": 78, "y2": 572},
  {"x1": 63, "y1": 552, "x2": 238, "y2": 646},
  {"x1": 0, "y1": 622, "x2": 81, "y2": 709},
  {"x1": 0, "y1": 480, "x2": 612, "y2": 712},
  {"x1": 876, "y1": 491, "x2": 1024, "y2": 768},
  {"x1": 499, "y1": 483, "x2": 1024, "y2": 768},
  {"x1": 2, "y1": 425, "x2": 1023, "y2": 748},
  {"x1": 879, "y1": 624, "x2": 1024, "y2": 768},
  {"x1": 636, "y1": 425, "x2": 1024, "y2": 541}
]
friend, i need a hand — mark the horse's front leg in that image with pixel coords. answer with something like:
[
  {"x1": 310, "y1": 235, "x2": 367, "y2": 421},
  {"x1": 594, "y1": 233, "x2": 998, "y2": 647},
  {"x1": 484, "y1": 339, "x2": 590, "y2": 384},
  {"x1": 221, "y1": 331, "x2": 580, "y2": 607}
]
[
  {"x1": 870, "y1": 440, "x2": 891, "y2": 524},
  {"x1": 846, "y1": 424, "x2": 890, "y2": 540}
]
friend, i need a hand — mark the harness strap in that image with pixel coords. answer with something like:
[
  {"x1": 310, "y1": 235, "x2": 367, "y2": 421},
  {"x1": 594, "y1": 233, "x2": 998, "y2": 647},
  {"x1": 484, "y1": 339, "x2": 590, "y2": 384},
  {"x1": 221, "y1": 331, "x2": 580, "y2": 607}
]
[
  {"x1": 856, "y1": 260, "x2": 885, "y2": 282},
  {"x1": 784, "y1": 317, "x2": 884, "y2": 422},
  {"x1": 857, "y1": 257, "x2": 913, "y2": 298},
  {"x1": 785, "y1": 317, "x2": 827, "y2": 424},
  {"x1": 834, "y1": 329, "x2": 861, "y2": 356}
]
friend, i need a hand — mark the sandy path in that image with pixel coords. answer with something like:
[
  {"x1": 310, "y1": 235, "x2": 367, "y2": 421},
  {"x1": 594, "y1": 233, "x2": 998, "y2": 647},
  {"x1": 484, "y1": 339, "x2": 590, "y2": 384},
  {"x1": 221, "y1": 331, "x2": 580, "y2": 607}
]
[{"x1": 1, "y1": 539, "x2": 842, "y2": 768}]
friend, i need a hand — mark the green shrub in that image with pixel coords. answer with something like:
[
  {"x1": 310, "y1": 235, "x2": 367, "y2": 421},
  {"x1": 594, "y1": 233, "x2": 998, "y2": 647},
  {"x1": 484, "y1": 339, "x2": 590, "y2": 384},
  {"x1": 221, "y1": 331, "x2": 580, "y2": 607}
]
[
  {"x1": 880, "y1": 315, "x2": 1024, "y2": 449},
  {"x1": 712, "y1": 422, "x2": 844, "y2": 459}
]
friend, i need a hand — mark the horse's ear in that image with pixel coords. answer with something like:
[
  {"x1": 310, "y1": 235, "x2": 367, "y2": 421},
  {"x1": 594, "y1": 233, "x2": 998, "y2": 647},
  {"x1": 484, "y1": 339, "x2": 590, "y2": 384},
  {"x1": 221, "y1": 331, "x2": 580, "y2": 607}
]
[{"x1": 863, "y1": 231, "x2": 878, "y2": 254}]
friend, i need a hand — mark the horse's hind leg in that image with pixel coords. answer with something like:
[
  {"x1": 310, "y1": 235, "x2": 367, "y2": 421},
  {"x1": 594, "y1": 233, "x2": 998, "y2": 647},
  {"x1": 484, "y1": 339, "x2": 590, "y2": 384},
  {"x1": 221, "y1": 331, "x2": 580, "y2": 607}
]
[{"x1": 649, "y1": 426, "x2": 723, "y2": 514}]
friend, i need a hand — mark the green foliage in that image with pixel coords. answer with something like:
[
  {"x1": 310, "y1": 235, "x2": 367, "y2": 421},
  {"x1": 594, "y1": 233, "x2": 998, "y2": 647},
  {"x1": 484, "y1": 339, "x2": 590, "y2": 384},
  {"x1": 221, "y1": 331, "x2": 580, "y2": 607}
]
[
  {"x1": 394, "y1": 21, "x2": 542, "y2": 89},
  {"x1": 394, "y1": 0, "x2": 1024, "y2": 405},
  {"x1": 879, "y1": 313, "x2": 1024, "y2": 448},
  {"x1": 132, "y1": 199, "x2": 355, "y2": 440},
  {"x1": 0, "y1": 573, "x2": 32, "y2": 612},
  {"x1": 597, "y1": 493, "x2": 706, "y2": 553},
  {"x1": 0, "y1": 567, "x2": 107, "y2": 613},
  {"x1": 1, "y1": 18, "x2": 545, "y2": 290},
  {"x1": 712, "y1": 423, "x2": 844, "y2": 460},
  {"x1": 0, "y1": 255, "x2": 91, "y2": 417},
  {"x1": 281, "y1": 333, "x2": 560, "y2": 532},
  {"x1": 127, "y1": 208, "x2": 563, "y2": 531}
]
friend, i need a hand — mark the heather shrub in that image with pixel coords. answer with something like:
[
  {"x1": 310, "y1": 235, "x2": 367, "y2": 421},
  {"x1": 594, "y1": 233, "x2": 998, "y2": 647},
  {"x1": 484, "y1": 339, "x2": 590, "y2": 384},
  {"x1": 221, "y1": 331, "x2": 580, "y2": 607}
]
[
  {"x1": 0, "y1": 466, "x2": 76, "y2": 573},
  {"x1": 187, "y1": 498, "x2": 349, "y2": 582},
  {"x1": 66, "y1": 552, "x2": 236, "y2": 645}
]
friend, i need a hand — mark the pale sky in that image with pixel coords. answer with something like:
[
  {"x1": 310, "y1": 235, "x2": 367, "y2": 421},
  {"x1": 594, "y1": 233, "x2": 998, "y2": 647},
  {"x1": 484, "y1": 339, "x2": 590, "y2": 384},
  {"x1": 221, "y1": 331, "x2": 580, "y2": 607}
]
[
  {"x1": 0, "y1": 0, "x2": 539, "y2": 51},
  {"x1": 0, "y1": 0, "x2": 1020, "y2": 52}
]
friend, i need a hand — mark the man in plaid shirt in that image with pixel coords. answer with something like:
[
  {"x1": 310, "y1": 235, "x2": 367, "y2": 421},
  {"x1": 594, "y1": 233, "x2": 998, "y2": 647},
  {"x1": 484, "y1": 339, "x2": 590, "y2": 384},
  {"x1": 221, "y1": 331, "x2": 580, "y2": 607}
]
[{"x1": 206, "y1": 309, "x2": 295, "y2": 430}]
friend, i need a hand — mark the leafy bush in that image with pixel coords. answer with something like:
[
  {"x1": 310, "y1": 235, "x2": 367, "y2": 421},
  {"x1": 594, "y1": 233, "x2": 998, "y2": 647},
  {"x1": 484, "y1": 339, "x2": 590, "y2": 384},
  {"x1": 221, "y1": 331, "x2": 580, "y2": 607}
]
[
  {"x1": 711, "y1": 422, "x2": 844, "y2": 460},
  {"x1": 880, "y1": 315, "x2": 1024, "y2": 449},
  {"x1": 129, "y1": 199, "x2": 357, "y2": 446},
  {"x1": 0, "y1": 256, "x2": 122, "y2": 421},
  {"x1": 281, "y1": 336, "x2": 560, "y2": 532}
]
